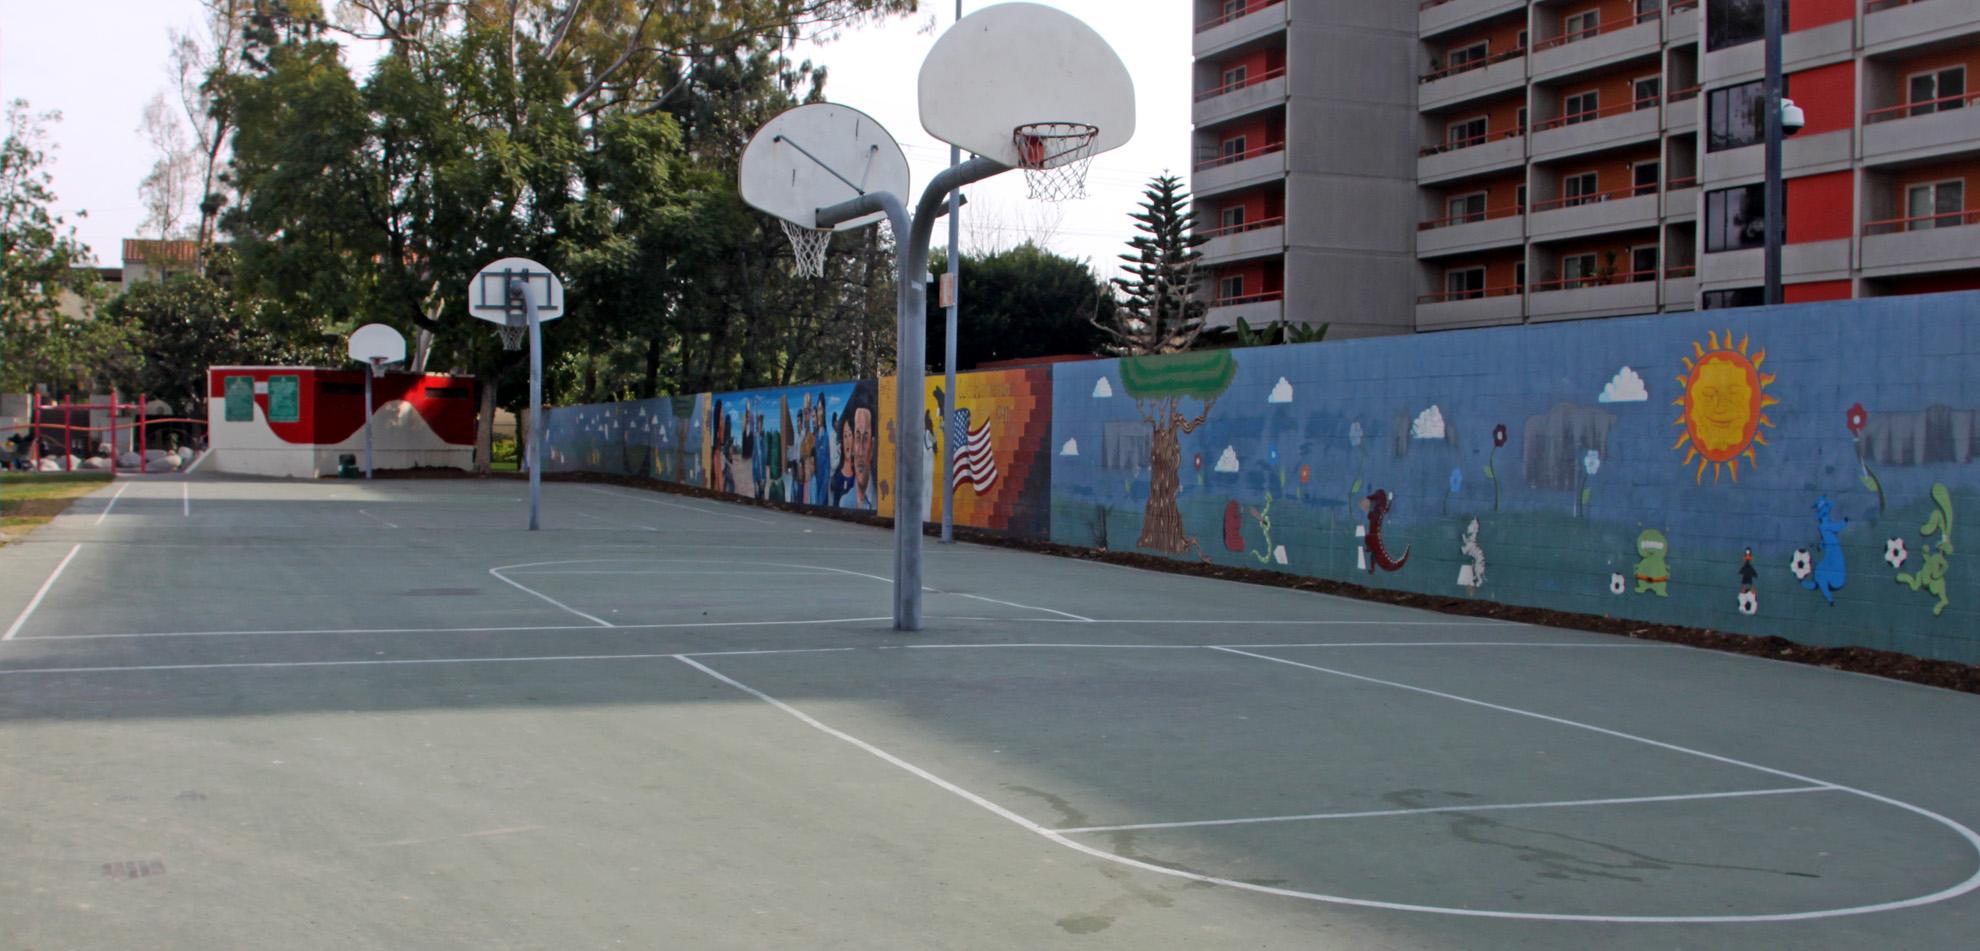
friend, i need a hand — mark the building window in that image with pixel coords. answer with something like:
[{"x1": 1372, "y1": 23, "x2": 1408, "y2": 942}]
[
  {"x1": 1909, "y1": 67, "x2": 1967, "y2": 117},
  {"x1": 1222, "y1": 136, "x2": 1248, "y2": 163},
  {"x1": 1561, "y1": 253, "x2": 1599, "y2": 286},
  {"x1": 1705, "y1": 0, "x2": 1780, "y2": 51},
  {"x1": 1563, "y1": 9, "x2": 1600, "y2": 42},
  {"x1": 1636, "y1": 0, "x2": 1662, "y2": 21},
  {"x1": 1446, "y1": 267, "x2": 1487, "y2": 300},
  {"x1": 1634, "y1": 76, "x2": 1662, "y2": 109},
  {"x1": 1447, "y1": 192, "x2": 1487, "y2": 224},
  {"x1": 1703, "y1": 287, "x2": 1765, "y2": 309},
  {"x1": 1631, "y1": 246, "x2": 1660, "y2": 281},
  {"x1": 1220, "y1": 274, "x2": 1245, "y2": 301},
  {"x1": 1564, "y1": 91, "x2": 1600, "y2": 124},
  {"x1": 1516, "y1": 107, "x2": 1528, "y2": 132},
  {"x1": 1516, "y1": 184, "x2": 1528, "y2": 210},
  {"x1": 1564, "y1": 171, "x2": 1600, "y2": 206},
  {"x1": 1222, "y1": 65, "x2": 1248, "y2": 89},
  {"x1": 1221, "y1": 205, "x2": 1246, "y2": 231},
  {"x1": 1517, "y1": 30, "x2": 1529, "y2": 51},
  {"x1": 1906, "y1": 180, "x2": 1965, "y2": 230},
  {"x1": 1705, "y1": 184, "x2": 1767, "y2": 252},
  {"x1": 1707, "y1": 81, "x2": 1765, "y2": 152},
  {"x1": 1448, "y1": 42, "x2": 1489, "y2": 71},
  {"x1": 1447, "y1": 117, "x2": 1487, "y2": 148},
  {"x1": 1514, "y1": 262, "x2": 1527, "y2": 290},
  {"x1": 1223, "y1": 0, "x2": 1244, "y2": 16},
  {"x1": 1633, "y1": 161, "x2": 1660, "y2": 195}
]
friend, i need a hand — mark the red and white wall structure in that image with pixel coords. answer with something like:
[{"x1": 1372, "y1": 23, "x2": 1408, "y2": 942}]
[{"x1": 205, "y1": 367, "x2": 477, "y2": 478}]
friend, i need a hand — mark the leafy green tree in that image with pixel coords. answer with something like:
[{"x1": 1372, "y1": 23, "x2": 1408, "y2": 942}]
[
  {"x1": 923, "y1": 242, "x2": 1112, "y2": 371},
  {"x1": 1094, "y1": 174, "x2": 1210, "y2": 356},
  {"x1": 1, "y1": 101, "x2": 121, "y2": 397},
  {"x1": 103, "y1": 261, "x2": 329, "y2": 418}
]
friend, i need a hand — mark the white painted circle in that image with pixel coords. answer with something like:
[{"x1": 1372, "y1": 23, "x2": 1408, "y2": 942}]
[
  {"x1": 470, "y1": 257, "x2": 564, "y2": 325},
  {"x1": 918, "y1": 2, "x2": 1136, "y2": 166},
  {"x1": 346, "y1": 323, "x2": 406, "y2": 365},
  {"x1": 739, "y1": 103, "x2": 912, "y2": 230}
]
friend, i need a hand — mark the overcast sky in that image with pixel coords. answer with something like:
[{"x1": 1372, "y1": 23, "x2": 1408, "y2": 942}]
[{"x1": 0, "y1": 1, "x2": 1189, "y2": 277}]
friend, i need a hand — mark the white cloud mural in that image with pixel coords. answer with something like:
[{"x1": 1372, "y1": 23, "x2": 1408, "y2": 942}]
[
  {"x1": 1215, "y1": 446, "x2": 1240, "y2": 472},
  {"x1": 1060, "y1": 438, "x2": 1079, "y2": 456},
  {"x1": 1092, "y1": 377, "x2": 1114, "y2": 398},
  {"x1": 1411, "y1": 405, "x2": 1447, "y2": 440},
  {"x1": 1267, "y1": 377, "x2": 1293, "y2": 403},
  {"x1": 1600, "y1": 366, "x2": 1650, "y2": 403}
]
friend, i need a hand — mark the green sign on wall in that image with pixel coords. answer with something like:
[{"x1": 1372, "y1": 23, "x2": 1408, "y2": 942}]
[
  {"x1": 267, "y1": 376, "x2": 301, "y2": 424},
  {"x1": 224, "y1": 376, "x2": 255, "y2": 422}
]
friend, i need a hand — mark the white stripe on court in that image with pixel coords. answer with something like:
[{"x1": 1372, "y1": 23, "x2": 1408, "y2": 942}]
[
  {"x1": 181, "y1": 450, "x2": 211, "y2": 474},
  {"x1": 575, "y1": 484, "x2": 775, "y2": 524},
  {"x1": 486, "y1": 564, "x2": 615, "y2": 627},
  {"x1": 182, "y1": 483, "x2": 189, "y2": 516},
  {"x1": 677, "y1": 650, "x2": 1980, "y2": 924},
  {"x1": 4, "y1": 544, "x2": 83, "y2": 641},
  {"x1": 93, "y1": 482, "x2": 134, "y2": 525},
  {"x1": 575, "y1": 511, "x2": 659, "y2": 532},
  {"x1": 1055, "y1": 786, "x2": 1838, "y2": 834},
  {"x1": 7, "y1": 616, "x2": 895, "y2": 642},
  {"x1": 357, "y1": 509, "x2": 398, "y2": 529},
  {"x1": 952, "y1": 592, "x2": 1093, "y2": 622}
]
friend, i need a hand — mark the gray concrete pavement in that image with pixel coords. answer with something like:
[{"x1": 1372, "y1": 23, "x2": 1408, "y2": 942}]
[{"x1": 1, "y1": 473, "x2": 1977, "y2": 949}]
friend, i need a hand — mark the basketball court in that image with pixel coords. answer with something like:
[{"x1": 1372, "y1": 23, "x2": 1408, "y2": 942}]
[{"x1": 1, "y1": 472, "x2": 1976, "y2": 950}]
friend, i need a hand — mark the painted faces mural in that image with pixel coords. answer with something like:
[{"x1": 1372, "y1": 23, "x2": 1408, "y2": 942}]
[{"x1": 707, "y1": 380, "x2": 877, "y2": 510}]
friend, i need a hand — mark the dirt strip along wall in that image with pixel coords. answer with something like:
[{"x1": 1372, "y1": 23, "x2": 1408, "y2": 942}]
[{"x1": 543, "y1": 292, "x2": 1980, "y2": 665}]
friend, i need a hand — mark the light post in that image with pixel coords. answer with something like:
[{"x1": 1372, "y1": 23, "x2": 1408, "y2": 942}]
[
  {"x1": 1762, "y1": 0, "x2": 1806, "y2": 307},
  {"x1": 940, "y1": 0, "x2": 963, "y2": 545}
]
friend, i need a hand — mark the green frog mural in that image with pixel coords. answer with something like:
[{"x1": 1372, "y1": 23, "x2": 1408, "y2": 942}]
[{"x1": 1634, "y1": 529, "x2": 1671, "y2": 597}]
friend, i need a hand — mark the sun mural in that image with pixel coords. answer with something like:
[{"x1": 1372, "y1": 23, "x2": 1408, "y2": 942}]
[{"x1": 1672, "y1": 331, "x2": 1779, "y2": 484}]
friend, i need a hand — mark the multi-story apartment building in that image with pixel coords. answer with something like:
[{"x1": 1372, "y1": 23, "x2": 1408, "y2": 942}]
[{"x1": 1189, "y1": 0, "x2": 1980, "y2": 337}]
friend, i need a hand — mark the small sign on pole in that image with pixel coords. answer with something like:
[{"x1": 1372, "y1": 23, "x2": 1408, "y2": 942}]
[{"x1": 938, "y1": 272, "x2": 957, "y2": 308}]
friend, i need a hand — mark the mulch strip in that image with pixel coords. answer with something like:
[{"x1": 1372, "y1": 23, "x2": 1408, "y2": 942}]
[{"x1": 427, "y1": 467, "x2": 1978, "y2": 695}]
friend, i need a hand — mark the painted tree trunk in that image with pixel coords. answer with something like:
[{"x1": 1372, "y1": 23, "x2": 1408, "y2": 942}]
[{"x1": 1138, "y1": 416, "x2": 1191, "y2": 553}]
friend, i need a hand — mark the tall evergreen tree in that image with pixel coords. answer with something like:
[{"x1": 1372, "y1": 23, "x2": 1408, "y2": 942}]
[{"x1": 1094, "y1": 174, "x2": 1209, "y2": 356}]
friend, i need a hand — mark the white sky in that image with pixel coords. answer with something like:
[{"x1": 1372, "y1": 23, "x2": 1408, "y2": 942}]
[{"x1": 1, "y1": 1, "x2": 1190, "y2": 278}]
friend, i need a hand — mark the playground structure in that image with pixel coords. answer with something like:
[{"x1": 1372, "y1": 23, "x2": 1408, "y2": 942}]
[{"x1": 9, "y1": 393, "x2": 208, "y2": 473}]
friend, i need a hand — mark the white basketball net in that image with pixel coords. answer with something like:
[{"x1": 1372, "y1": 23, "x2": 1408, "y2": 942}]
[
  {"x1": 780, "y1": 220, "x2": 832, "y2": 278},
  {"x1": 1013, "y1": 122, "x2": 1099, "y2": 202},
  {"x1": 370, "y1": 358, "x2": 389, "y2": 378},
  {"x1": 498, "y1": 322, "x2": 526, "y2": 350}
]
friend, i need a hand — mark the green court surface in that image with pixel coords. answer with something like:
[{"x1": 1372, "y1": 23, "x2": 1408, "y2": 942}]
[{"x1": 2, "y1": 474, "x2": 1977, "y2": 950}]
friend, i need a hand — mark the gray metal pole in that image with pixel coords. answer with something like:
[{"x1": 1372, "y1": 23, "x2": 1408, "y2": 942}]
[
  {"x1": 1763, "y1": 0, "x2": 1784, "y2": 306},
  {"x1": 512, "y1": 278, "x2": 543, "y2": 531},
  {"x1": 941, "y1": 144, "x2": 960, "y2": 544},
  {"x1": 363, "y1": 370, "x2": 374, "y2": 478},
  {"x1": 818, "y1": 155, "x2": 1009, "y2": 631}
]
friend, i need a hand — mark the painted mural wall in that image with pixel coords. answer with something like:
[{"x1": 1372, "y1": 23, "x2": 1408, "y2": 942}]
[
  {"x1": 540, "y1": 293, "x2": 1980, "y2": 665},
  {"x1": 543, "y1": 393, "x2": 706, "y2": 484}
]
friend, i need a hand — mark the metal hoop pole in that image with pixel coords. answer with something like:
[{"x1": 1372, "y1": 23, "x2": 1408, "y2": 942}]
[
  {"x1": 508, "y1": 278, "x2": 544, "y2": 531},
  {"x1": 364, "y1": 370, "x2": 375, "y2": 479}
]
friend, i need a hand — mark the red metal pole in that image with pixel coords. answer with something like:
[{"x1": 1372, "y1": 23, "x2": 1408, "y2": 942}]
[
  {"x1": 109, "y1": 397, "x2": 118, "y2": 477},
  {"x1": 30, "y1": 393, "x2": 41, "y2": 469},
  {"x1": 139, "y1": 394, "x2": 148, "y2": 469},
  {"x1": 62, "y1": 401, "x2": 71, "y2": 472}
]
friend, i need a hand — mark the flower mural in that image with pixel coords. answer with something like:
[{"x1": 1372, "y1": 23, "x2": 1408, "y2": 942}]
[
  {"x1": 1487, "y1": 423, "x2": 1507, "y2": 510},
  {"x1": 1846, "y1": 402, "x2": 1886, "y2": 515}
]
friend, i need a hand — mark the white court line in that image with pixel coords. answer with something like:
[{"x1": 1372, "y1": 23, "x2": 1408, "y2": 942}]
[
  {"x1": 357, "y1": 509, "x2": 398, "y2": 529},
  {"x1": 93, "y1": 482, "x2": 134, "y2": 525},
  {"x1": 10, "y1": 616, "x2": 894, "y2": 642},
  {"x1": 678, "y1": 649, "x2": 1980, "y2": 924},
  {"x1": 3, "y1": 543, "x2": 83, "y2": 641},
  {"x1": 953, "y1": 592, "x2": 1093, "y2": 622},
  {"x1": 507, "y1": 570, "x2": 831, "y2": 576},
  {"x1": 575, "y1": 485, "x2": 775, "y2": 524},
  {"x1": 182, "y1": 483, "x2": 189, "y2": 516},
  {"x1": 487, "y1": 564, "x2": 614, "y2": 627},
  {"x1": 1056, "y1": 786, "x2": 1838, "y2": 834},
  {"x1": 575, "y1": 511, "x2": 659, "y2": 532},
  {"x1": 181, "y1": 450, "x2": 211, "y2": 474}
]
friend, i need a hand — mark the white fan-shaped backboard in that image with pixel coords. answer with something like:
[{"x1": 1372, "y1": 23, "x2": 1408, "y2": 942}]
[
  {"x1": 348, "y1": 323, "x2": 407, "y2": 365},
  {"x1": 739, "y1": 103, "x2": 912, "y2": 230},
  {"x1": 919, "y1": 2, "x2": 1136, "y2": 167},
  {"x1": 470, "y1": 257, "x2": 564, "y2": 325}
]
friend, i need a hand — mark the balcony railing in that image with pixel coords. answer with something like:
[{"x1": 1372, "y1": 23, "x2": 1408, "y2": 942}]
[
  {"x1": 1196, "y1": 67, "x2": 1287, "y2": 102},
  {"x1": 1418, "y1": 283, "x2": 1524, "y2": 304},
  {"x1": 1530, "y1": 182, "x2": 1659, "y2": 212},
  {"x1": 1669, "y1": 1, "x2": 1700, "y2": 11},
  {"x1": 1201, "y1": 215, "x2": 1286, "y2": 239},
  {"x1": 1531, "y1": 268, "x2": 1660, "y2": 292},
  {"x1": 1864, "y1": 209, "x2": 1980, "y2": 235},
  {"x1": 1533, "y1": 93, "x2": 1663, "y2": 131},
  {"x1": 1195, "y1": 0, "x2": 1286, "y2": 33},
  {"x1": 1214, "y1": 290, "x2": 1286, "y2": 307},
  {"x1": 1668, "y1": 85, "x2": 1701, "y2": 103},
  {"x1": 1667, "y1": 174, "x2": 1699, "y2": 190},
  {"x1": 1866, "y1": 90, "x2": 1980, "y2": 124},
  {"x1": 1418, "y1": 126, "x2": 1525, "y2": 157},
  {"x1": 1194, "y1": 140, "x2": 1287, "y2": 172},
  {"x1": 1418, "y1": 204, "x2": 1523, "y2": 230},
  {"x1": 1532, "y1": 8, "x2": 1662, "y2": 52},
  {"x1": 1666, "y1": 264, "x2": 1697, "y2": 278},
  {"x1": 1420, "y1": 45, "x2": 1528, "y2": 83}
]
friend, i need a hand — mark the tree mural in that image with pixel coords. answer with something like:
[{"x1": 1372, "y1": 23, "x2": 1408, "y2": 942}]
[{"x1": 1120, "y1": 349, "x2": 1238, "y2": 557}]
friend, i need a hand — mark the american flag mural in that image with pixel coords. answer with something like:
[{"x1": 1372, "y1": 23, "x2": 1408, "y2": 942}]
[{"x1": 951, "y1": 408, "x2": 998, "y2": 493}]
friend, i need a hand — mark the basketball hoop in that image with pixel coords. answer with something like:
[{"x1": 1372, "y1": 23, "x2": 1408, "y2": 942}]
[
  {"x1": 369, "y1": 358, "x2": 389, "y2": 378},
  {"x1": 780, "y1": 219, "x2": 832, "y2": 278},
  {"x1": 498, "y1": 322, "x2": 527, "y2": 350},
  {"x1": 1013, "y1": 122, "x2": 1099, "y2": 201}
]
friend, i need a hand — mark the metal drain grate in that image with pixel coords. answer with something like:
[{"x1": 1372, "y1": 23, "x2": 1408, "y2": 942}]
[{"x1": 103, "y1": 859, "x2": 165, "y2": 879}]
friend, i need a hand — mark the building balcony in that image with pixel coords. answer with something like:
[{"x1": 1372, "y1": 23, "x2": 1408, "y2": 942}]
[
  {"x1": 1204, "y1": 291, "x2": 1284, "y2": 331},
  {"x1": 1663, "y1": 265, "x2": 1698, "y2": 311},
  {"x1": 1194, "y1": 69, "x2": 1288, "y2": 127},
  {"x1": 1864, "y1": 0, "x2": 1980, "y2": 57},
  {"x1": 1418, "y1": 129, "x2": 1526, "y2": 183},
  {"x1": 1663, "y1": 176, "x2": 1699, "y2": 218},
  {"x1": 1530, "y1": 10, "x2": 1664, "y2": 84},
  {"x1": 1665, "y1": 85, "x2": 1700, "y2": 134},
  {"x1": 1530, "y1": 99, "x2": 1661, "y2": 162},
  {"x1": 1700, "y1": 240, "x2": 1853, "y2": 287},
  {"x1": 1419, "y1": 49, "x2": 1528, "y2": 112},
  {"x1": 1201, "y1": 217, "x2": 1286, "y2": 265},
  {"x1": 1863, "y1": 93, "x2": 1980, "y2": 167},
  {"x1": 1700, "y1": 19, "x2": 1854, "y2": 86},
  {"x1": 1527, "y1": 271, "x2": 1661, "y2": 322},
  {"x1": 1415, "y1": 284, "x2": 1526, "y2": 331},
  {"x1": 1861, "y1": 212, "x2": 1980, "y2": 278},
  {"x1": 1665, "y1": 1, "x2": 1699, "y2": 44},
  {"x1": 1416, "y1": 204, "x2": 1524, "y2": 257},
  {"x1": 1529, "y1": 187, "x2": 1660, "y2": 242},
  {"x1": 1701, "y1": 128, "x2": 1853, "y2": 180},
  {"x1": 1420, "y1": 0, "x2": 1528, "y2": 41},
  {"x1": 1192, "y1": 141, "x2": 1287, "y2": 197},
  {"x1": 1193, "y1": 0, "x2": 1288, "y2": 59}
]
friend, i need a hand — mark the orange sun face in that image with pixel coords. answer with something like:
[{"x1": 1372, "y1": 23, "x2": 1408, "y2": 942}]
[{"x1": 1672, "y1": 331, "x2": 1778, "y2": 484}]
